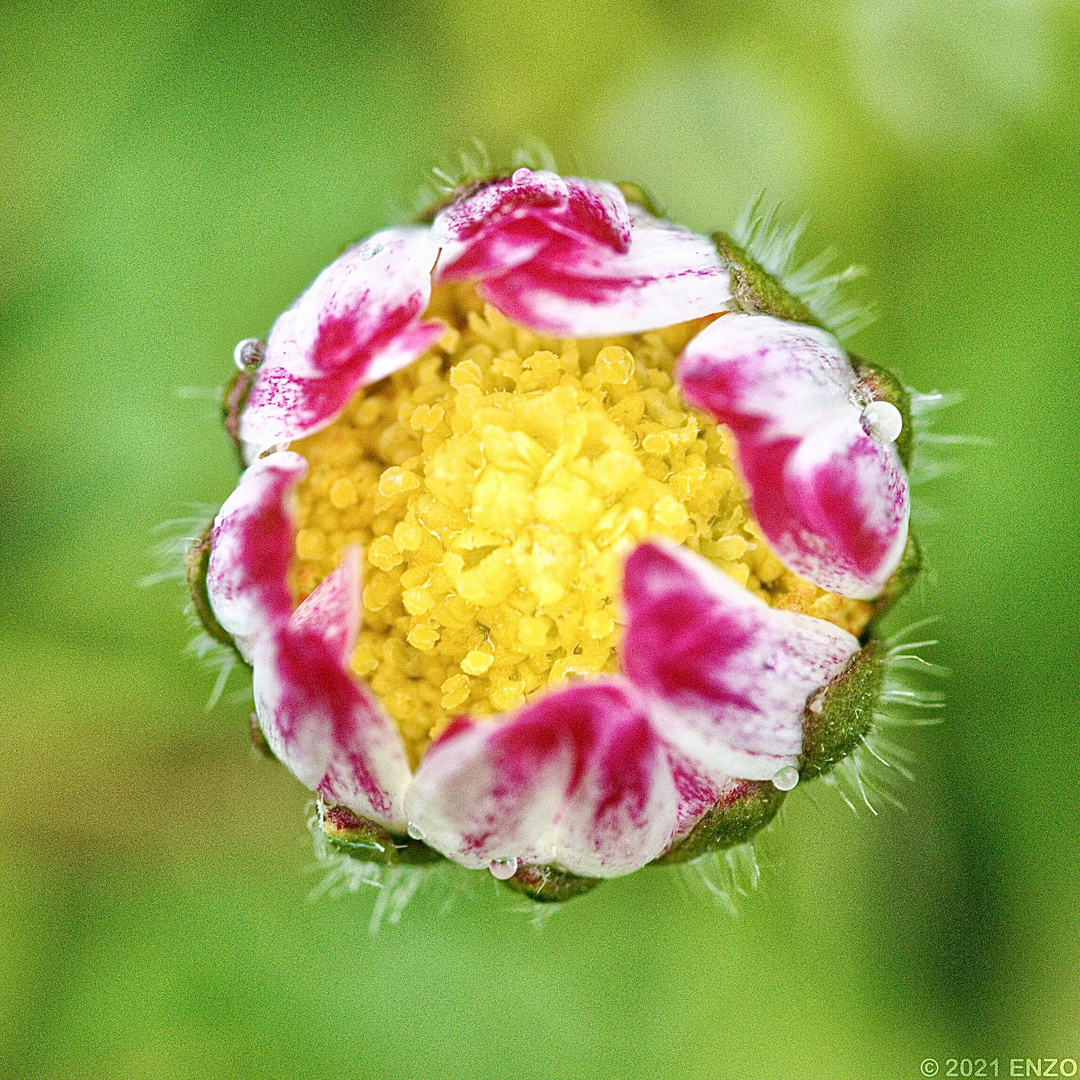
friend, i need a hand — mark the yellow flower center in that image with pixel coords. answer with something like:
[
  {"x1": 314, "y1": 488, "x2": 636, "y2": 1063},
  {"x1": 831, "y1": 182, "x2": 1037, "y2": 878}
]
[{"x1": 290, "y1": 285, "x2": 871, "y2": 764}]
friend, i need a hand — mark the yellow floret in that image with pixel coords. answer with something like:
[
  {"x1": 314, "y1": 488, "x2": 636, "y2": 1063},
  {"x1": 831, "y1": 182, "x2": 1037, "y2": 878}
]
[
  {"x1": 461, "y1": 650, "x2": 494, "y2": 675},
  {"x1": 289, "y1": 284, "x2": 872, "y2": 765}
]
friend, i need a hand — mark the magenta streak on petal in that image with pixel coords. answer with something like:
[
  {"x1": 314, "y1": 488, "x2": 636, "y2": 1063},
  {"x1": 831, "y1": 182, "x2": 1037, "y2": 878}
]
[
  {"x1": 244, "y1": 302, "x2": 433, "y2": 442},
  {"x1": 310, "y1": 300, "x2": 417, "y2": 375},
  {"x1": 210, "y1": 464, "x2": 410, "y2": 826},
  {"x1": 245, "y1": 317, "x2": 443, "y2": 453},
  {"x1": 404, "y1": 679, "x2": 681, "y2": 877},
  {"x1": 546, "y1": 177, "x2": 631, "y2": 251},
  {"x1": 623, "y1": 554, "x2": 759, "y2": 714},
  {"x1": 435, "y1": 216, "x2": 557, "y2": 281},
  {"x1": 676, "y1": 349, "x2": 771, "y2": 440},
  {"x1": 205, "y1": 451, "x2": 306, "y2": 661},
  {"x1": 473, "y1": 684, "x2": 657, "y2": 847},
  {"x1": 254, "y1": 548, "x2": 410, "y2": 828},
  {"x1": 729, "y1": 433, "x2": 806, "y2": 569},
  {"x1": 621, "y1": 541, "x2": 859, "y2": 780}
]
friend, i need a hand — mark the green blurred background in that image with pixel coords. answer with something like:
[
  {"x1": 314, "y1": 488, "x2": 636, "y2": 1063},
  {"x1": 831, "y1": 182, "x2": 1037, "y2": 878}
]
[{"x1": 2, "y1": 1, "x2": 1078, "y2": 1076}]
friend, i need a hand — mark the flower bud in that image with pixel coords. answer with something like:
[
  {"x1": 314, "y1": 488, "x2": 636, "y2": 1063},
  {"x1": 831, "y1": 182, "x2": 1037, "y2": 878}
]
[{"x1": 192, "y1": 167, "x2": 932, "y2": 905}]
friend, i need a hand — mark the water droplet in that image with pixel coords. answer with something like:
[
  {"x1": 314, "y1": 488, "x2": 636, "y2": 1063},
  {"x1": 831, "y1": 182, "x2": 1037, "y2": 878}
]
[
  {"x1": 772, "y1": 765, "x2": 800, "y2": 791},
  {"x1": 511, "y1": 167, "x2": 532, "y2": 184},
  {"x1": 233, "y1": 338, "x2": 264, "y2": 371},
  {"x1": 406, "y1": 822, "x2": 425, "y2": 841},
  {"x1": 860, "y1": 400, "x2": 903, "y2": 444},
  {"x1": 488, "y1": 857, "x2": 519, "y2": 880}
]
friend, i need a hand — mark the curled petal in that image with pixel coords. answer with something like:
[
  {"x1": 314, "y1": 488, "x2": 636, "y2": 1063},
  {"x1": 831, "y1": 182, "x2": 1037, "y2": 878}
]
[
  {"x1": 783, "y1": 410, "x2": 910, "y2": 597},
  {"x1": 677, "y1": 313, "x2": 856, "y2": 442},
  {"x1": 622, "y1": 541, "x2": 859, "y2": 781},
  {"x1": 432, "y1": 170, "x2": 631, "y2": 281},
  {"x1": 677, "y1": 313, "x2": 911, "y2": 597},
  {"x1": 478, "y1": 210, "x2": 730, "y2": 337},
  {"x1": 289, "y1": 544, "x2": 362, "y2": 663},
  {"x1": 206, "y1": 451, "x2": 306, "y2": 661},
  {"x1": 254, "y1": 553, "x2": 411, "y2": 829},
  {"x1": 405, "y1": 680, "x2": 681, "y2": 878},
  {"x1": 240, "y1": 228, "x2": 443, "y2": 452}
]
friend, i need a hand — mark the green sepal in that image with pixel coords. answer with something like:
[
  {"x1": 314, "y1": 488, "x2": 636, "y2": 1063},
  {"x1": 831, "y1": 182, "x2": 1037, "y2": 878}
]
[
  {"x1": 712, "y1": 232, "x2": 824, "y2": 328},
  {"x1": 185, "y1": 524, "x2": 242, "y2": 654},
  {"x1": 499, "y1": 863, "x2": 602, "y2": 903},
  {"x1": 867, "y1": 530, "x2": 922, "y2": 633},
  {"x1": 851, "y1": 357, "x2": 914, "y2": 469},
  {"x1": 318, "y1": 801, "x2": 443, "y2": 866},
  {"x1": 616, "y1": 181, "x2": 662, "y2": 218},
  {"x1": 222, "y1": 341, "x2": 262, "y2": 469},
  {"x1": 652, "y1": 780, "x2": 786, "y2": 865},
  {"x1": 800, "y1": 640, "x2": 886, "y2": 781}
]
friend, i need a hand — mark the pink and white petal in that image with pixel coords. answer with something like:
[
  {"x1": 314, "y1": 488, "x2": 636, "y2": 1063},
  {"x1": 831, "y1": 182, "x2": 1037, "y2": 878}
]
[
  {"x1": 404, "y1": 680, "x2": 681, "y2": 878},
  {"x1": 781, "y1": 410, "x2": 910, "y2": 598},
  {"x1": 206, "y1": 451, "x2": 306, "y2": 661},
  {"x1": 431, "y1": 169, "x2": 568, "y2": 249},
  {"x1": 252, "y1": 624, "x2": 411, "y2": 831},
  {"x1": 433, "y1": 217, "x2": 551, "y2": 284},
  {"x1": 432, "y1": 171, "x2": 631, "y2": 282},
  {"x1": 544, "y1": 176, "x2": 632, "y2": 250},
  {"x1": 289, "y1": 544, "x2": 362, "y2": 664},
  {"x1": 677, "y1": 313, "x2": 856, "y2": 442},
  {"x1": 621, "y1": 541, "x2": 860, "y2": 781},
  {"x1": 665, "y1": 747, "x2": 727, "y2": 842},
  {"x1": 406, "y1": 714, "x2": 569, "y2": 871},
  {"x1": 478, "y1": 214, "x2": 729, "y2": 337},
  {"x1": 239, "y1": 228, "x2": 442, "y2": 451}
]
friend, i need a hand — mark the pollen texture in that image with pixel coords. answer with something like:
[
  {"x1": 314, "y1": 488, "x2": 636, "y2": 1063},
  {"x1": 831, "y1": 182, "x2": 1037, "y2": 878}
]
[{"x1": 290, "y1": 286, "x2": 871, "y2": 763}]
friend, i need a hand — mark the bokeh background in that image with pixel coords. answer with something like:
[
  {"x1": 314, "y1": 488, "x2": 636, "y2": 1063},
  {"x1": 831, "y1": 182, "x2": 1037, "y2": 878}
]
[{"x1": 2, "y1": 1, "x2": 1078, "y2": 1077}]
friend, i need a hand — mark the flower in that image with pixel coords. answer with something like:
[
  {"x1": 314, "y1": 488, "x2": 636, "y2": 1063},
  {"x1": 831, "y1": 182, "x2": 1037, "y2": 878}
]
[{"x1": 197, "y1": 168, "x2": 919, "y2": 901}]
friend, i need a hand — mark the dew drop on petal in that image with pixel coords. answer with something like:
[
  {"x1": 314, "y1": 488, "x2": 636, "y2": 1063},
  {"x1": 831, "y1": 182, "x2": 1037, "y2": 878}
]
[
  {"x1": 488, "y1": 857, "x2": 519, "y2": 880},
  {"x1": 233, "y1": 337, "x2": 264, "y2": 371},
  {"x1": 860, "y1": 400, "x2": 903, "y2": 444},
  {"x1": 406, "y1": 822, "x2": 425, "y2": 840},
  {"x1": 772, "y1": 766, "x2": 800, "y2": 791}
]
